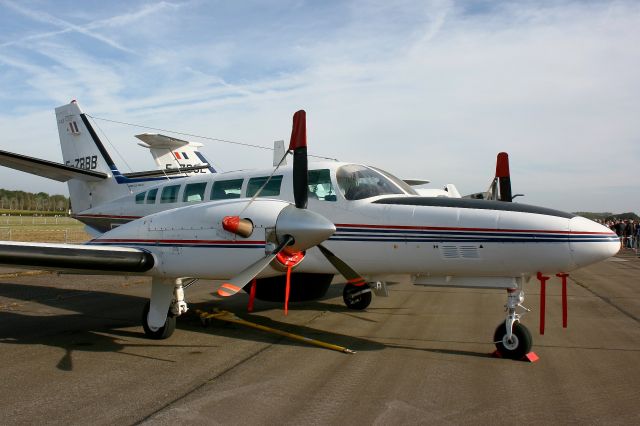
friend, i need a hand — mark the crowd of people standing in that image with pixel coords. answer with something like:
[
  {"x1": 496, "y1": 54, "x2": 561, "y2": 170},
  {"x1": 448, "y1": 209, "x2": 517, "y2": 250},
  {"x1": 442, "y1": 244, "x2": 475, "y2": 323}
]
[{"x1": 605, "y1": 219, "x2": 639, "y2": 249}]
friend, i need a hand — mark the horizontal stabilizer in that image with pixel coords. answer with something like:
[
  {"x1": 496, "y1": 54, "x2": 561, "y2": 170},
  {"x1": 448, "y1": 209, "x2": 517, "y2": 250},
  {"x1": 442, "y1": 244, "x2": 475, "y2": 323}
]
[
  {"x1": 403, "y1": 179, "x2": 430, "y2": 186},
  {"x1": 135, "y1": 133, "x2": 203, "y2": 149},
  {"x1": 0, "y1": 242, "x2": 154, "y2": 273},
  {"x1": 0, "y1": 149, "x2": 107, "y2": 182},
  {"x1": 135, "y1": 133, "x2": 214, "y2": 174}
]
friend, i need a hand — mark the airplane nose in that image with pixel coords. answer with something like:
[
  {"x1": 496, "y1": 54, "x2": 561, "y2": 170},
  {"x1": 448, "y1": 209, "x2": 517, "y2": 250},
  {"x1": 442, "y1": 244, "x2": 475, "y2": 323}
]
[{"x1": 569, "y1": 216, "x2": 620, "y2": 268}]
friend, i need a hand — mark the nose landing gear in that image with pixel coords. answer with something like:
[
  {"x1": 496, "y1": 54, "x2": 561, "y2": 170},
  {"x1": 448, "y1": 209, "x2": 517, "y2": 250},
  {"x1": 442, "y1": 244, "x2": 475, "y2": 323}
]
[
  {"x1": 493, "y1": 288, "x2": 533, "y2": 359},
  {"x1": 493, "y1": 321, "x2": 532, "y2": 360}
]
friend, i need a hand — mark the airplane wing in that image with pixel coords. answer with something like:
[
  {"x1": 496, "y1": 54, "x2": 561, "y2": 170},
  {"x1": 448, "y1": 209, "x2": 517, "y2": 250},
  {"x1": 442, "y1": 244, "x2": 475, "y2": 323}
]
[
  {"x1": 0, "y1": 149, "x2": 107, "y2": 182},
  {"x1": 0, "y1": 242, "x2": 154, "y2": 274}
]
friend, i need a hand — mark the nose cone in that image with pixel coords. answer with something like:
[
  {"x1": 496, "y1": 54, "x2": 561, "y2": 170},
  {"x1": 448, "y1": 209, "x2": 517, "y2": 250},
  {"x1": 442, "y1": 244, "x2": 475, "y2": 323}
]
[
  {"x1": 276, "y1": 205, "x2": 336, "y2": 252},
  {"x1": 569, "y1": 216, "x2": 620, "y2": 268}
]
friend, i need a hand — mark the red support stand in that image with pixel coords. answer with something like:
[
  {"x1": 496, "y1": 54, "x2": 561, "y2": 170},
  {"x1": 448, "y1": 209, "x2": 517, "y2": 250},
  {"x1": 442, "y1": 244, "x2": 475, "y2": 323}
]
[
  {"x1": 556, "y1": 273, "x2": 569, "y2": 328},
  {"x1": 284, "y1": 266, "x2": 292, "y2": 315},
  {"x1": 247, "y1": 279, "x2": 257, "y2": 312},
  {"x1": 537, "y1": 272, "x2": 550, "y2": 335}
]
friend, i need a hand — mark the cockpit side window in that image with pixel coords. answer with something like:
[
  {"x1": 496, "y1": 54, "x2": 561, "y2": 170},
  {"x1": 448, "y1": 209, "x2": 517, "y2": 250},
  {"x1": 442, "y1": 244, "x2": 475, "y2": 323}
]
[
  {"x1": 371, "y1": 167, "x2": 419, "y2": 195},
  {"x1": 337, "y1": 165, "x2": 405, "y2": 200},
  {"x1": 308, "y1": 169, "x2": 336, "y2": 201}
]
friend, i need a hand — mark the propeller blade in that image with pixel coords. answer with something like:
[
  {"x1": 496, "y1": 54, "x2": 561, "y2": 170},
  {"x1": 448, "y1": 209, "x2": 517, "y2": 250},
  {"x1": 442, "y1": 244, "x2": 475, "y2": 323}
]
[
  {"x1": 317, "y1": 244, "x2": 366, "y2": 286},
  {"x1": 495, "y1": 152, "x2": 512, "y2": 202},
  {"x1": 289, "y1": 110, "x2": 308, "y2": 209},
  {"x1": 217, "y1": 236, "x2": 294, "y2": 297}
]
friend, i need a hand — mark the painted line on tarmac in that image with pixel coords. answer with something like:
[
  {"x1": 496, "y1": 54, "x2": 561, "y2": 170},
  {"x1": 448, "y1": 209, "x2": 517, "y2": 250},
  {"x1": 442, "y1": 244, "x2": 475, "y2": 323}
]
[{"x1": 0, "y1": 270, "x2": 51, "y2": 279}]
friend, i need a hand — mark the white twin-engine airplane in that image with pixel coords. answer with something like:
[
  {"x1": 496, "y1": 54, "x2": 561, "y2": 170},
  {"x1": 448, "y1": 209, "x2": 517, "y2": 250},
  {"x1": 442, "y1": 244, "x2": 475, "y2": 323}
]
[{"x1": 0, "y1": 101, "x2": 619, "y2": 359}]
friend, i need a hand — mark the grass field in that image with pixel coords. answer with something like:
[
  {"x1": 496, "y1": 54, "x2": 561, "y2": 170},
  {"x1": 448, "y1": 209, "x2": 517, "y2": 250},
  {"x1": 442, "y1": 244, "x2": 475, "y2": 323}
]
[{"x1": 0, "y1": 215, "x2": 91, "y2": 243}]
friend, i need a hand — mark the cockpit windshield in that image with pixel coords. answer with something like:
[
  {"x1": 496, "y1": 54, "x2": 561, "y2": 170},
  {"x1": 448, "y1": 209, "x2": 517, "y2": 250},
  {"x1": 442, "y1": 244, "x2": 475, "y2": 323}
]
[{"x1": 336, "y1": 164, "x2": 414, "y2": 200}]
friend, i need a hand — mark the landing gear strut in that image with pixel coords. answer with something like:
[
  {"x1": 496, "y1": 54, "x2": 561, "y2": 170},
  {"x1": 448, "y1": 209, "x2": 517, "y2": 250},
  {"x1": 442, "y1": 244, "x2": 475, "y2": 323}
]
[
  {"x1": 142, "y1": 300, "x2": 176, "y2": 339},
  {"x1": 494, "y1": 288, "x2": 532, "y2": 359},
  {"x1": 343, "y1": 283, "x2": 372, "y2": 310},
  {"x1": 142, "y1": 278, "x2": 191, "y2": 339}
]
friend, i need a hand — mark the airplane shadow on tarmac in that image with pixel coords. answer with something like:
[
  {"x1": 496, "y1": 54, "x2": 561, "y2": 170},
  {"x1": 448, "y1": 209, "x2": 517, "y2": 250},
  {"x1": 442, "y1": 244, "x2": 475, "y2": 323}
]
[
  {"x1": 0, "y1": 280, "x2": 494, "y2": 371},
  {"x1": 0, "y1": 281, "x2": 390, "y2": 371}
]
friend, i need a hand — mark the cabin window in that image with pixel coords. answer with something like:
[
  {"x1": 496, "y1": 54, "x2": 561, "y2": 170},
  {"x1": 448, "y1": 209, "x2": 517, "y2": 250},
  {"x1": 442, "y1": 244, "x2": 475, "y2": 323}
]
[
  {"x1": 308, "y1": 169, "x2": 336, "y2": 201},
  {"x1": 211, "y1": 179, "x2": 243, "y2": 200},
  {"x1": 247, "y1": 175, "x2": 283, "y2": 197},
  {"x1": 160, "y1": 185, "x2": 180, "y2": 203},
  {"x1": 183, "y1": 182, "x2": 207, "y2": 202},
  {"x1": 146, "y1": 188, "x2": 158, "y2": 204},
  {"x1": 135, "y1": 192, "x2": 146, "y2": 204}
]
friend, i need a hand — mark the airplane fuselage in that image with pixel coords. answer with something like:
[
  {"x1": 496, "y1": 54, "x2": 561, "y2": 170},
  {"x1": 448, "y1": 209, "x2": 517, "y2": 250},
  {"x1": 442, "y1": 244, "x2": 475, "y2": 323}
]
[{"x1": 81, "y1": 161, "x2": 619, "y2": 286}]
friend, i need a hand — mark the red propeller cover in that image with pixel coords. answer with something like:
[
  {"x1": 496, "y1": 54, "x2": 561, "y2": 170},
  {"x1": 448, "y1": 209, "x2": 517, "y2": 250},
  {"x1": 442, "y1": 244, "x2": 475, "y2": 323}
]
[
  {"x1": 289, "y1": 110, "x2": 307, "y2": 151},
  {"x1": 495, "y1": 152, "x2": 510, "y2": 178}
]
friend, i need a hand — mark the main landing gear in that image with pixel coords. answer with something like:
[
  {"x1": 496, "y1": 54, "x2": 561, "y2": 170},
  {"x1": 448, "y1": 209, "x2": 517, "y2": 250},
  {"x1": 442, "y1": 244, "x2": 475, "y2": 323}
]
[
  {"x1": 493, "y1": 288, "x2": 533, "y2": 359},
  {"x1": 343, "y1": 283, "x2": 372, "y2": 310},
  {"x1": 142, "y1": 277, "x2": 193, "y2": 340}
]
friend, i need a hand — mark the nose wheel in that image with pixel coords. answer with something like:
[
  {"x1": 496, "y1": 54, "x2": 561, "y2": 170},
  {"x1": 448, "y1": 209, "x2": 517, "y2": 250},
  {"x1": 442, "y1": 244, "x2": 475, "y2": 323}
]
[
  {"x1": 493, "y1": 321, "x2": 532, "y2": 359},
  {"x1": 343, "y1": 283, "x2": 372, "y2": 310}
]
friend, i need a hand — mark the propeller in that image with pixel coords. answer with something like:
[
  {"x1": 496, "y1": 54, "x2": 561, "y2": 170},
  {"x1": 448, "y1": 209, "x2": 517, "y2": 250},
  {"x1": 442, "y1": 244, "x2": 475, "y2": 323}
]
[
  {"x1": 217, "y1": 110, "x2": 367, "y2": 305},
  {"x1": 218, "y1": 236, "x2": 294, "y2": 297},
  {"x1": 290, "y1": 110, "x2": 308, "y2": 209},
  {"x1": 495, "y1": 152, "x2": 512, "y2": 202},
  {"x1": 317, "y1": 244, "x2": 366, "y2": 286}
]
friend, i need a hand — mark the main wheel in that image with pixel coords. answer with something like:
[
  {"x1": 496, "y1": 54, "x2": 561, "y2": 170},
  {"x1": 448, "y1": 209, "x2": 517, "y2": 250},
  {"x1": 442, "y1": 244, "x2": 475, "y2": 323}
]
[
  {"x1": 343, "y1": 283, "x2": 372, "y2": 310},
  {"x1": 142, "y1": 300, "x2": 176, "y2": 340},
  {"x1": 493, "y1": 321, "x2": 532, "y2": 360}
]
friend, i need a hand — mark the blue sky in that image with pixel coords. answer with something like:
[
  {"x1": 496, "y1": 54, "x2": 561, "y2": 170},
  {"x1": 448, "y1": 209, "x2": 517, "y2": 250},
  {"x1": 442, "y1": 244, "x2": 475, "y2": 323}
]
[{"x1": 0, "y1": 0, "x2": 638, "y2": 213}]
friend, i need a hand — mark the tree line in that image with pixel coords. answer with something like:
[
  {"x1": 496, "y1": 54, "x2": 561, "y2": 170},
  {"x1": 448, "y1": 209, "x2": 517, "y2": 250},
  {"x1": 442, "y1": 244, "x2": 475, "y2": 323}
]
[{"x1": 0, "y1": 189, "x2": 69, "y2": 213}]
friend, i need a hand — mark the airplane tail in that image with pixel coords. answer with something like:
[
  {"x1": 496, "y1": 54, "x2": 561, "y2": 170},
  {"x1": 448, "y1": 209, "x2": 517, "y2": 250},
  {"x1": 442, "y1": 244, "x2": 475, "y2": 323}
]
[
  {"x1": 55, "y1": 101, "x2": 130, "y2": 212},
  {"x1": 135, "y1": 133, "x2": 215, "y2": 174}
]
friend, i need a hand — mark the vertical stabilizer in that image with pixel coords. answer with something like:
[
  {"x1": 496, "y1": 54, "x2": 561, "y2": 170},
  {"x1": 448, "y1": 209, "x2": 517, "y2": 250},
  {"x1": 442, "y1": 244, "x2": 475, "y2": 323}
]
[{"x1": 55, "y1": 101, "x2": 128, "y2": 212}]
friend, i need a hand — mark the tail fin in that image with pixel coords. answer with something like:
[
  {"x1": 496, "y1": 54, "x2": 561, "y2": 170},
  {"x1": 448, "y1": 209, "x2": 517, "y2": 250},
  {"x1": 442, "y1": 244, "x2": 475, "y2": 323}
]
[
  {"x1": 55, "y1": 101, "x2": 128, "y2": 212},
  {"x1": 135, "y1": 133, "x2": 216, "y2": 174}
]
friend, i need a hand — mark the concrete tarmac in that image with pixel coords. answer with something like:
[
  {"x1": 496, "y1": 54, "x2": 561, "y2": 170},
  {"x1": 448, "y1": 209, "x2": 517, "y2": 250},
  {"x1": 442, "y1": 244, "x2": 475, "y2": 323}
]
[{"x1": 0, "y1": 252, "x2": 639, "y2": 425}]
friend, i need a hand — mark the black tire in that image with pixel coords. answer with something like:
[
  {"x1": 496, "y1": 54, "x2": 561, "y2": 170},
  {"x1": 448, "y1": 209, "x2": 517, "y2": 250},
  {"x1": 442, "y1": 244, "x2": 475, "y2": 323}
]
[
  {"x1": 493, "y1": 321, "x2": 532, "y2": 360},
  {"x1": 343, "y1": 283, "x2": 372, "y2": 310},
  {"x1": 141, "y1": 300, "x2": 176, "y2": 340}
]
